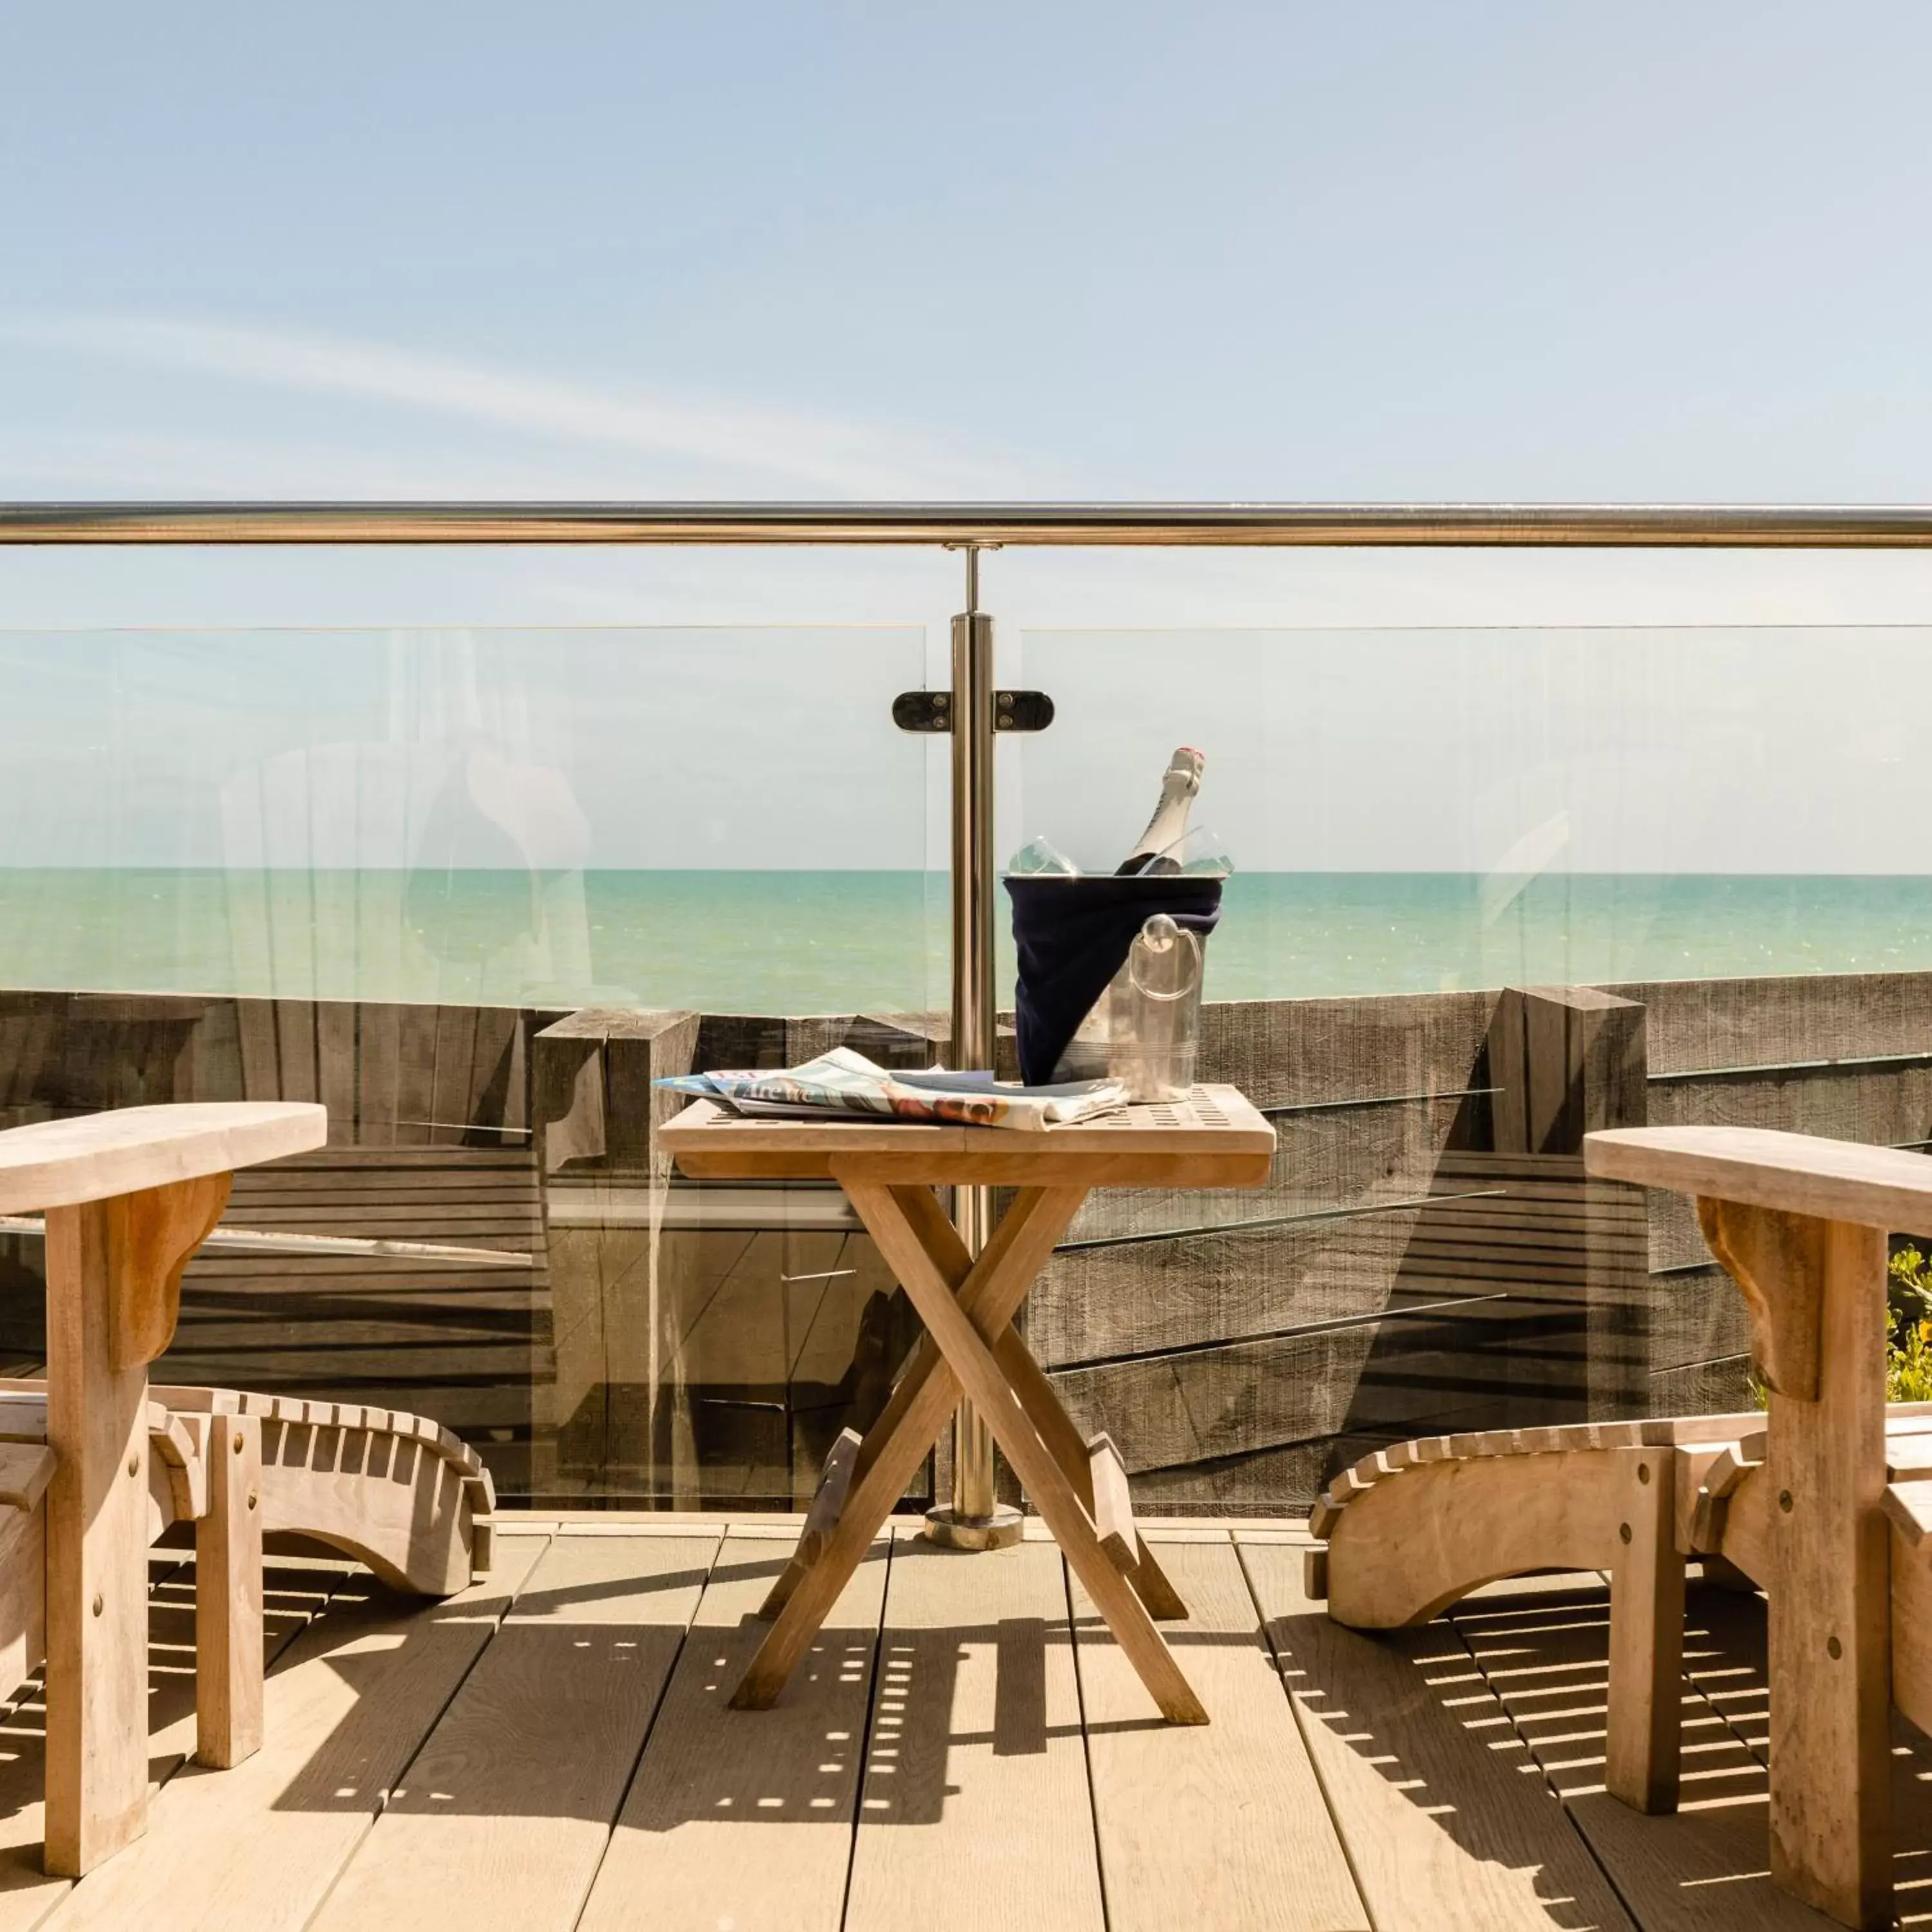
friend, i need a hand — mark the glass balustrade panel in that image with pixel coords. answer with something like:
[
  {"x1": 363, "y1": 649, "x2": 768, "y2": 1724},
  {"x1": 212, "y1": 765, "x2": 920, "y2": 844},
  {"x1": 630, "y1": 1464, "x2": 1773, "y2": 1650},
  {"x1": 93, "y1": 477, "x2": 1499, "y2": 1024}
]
[
  {"x1": 1009, "y1": 623, "x2": 1932, "y2": 1513},
  {"x1": 0, "y1": 623, "x2": 943, "y2": 1509}
]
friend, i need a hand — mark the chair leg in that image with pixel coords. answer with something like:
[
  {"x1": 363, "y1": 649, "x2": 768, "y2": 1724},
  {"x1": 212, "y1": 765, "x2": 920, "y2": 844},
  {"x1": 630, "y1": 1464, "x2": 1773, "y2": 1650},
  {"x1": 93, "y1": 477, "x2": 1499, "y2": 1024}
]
[
  {"x1": 43, "y1": 1202, "x2": 153, "y2": 1877},
  {"x1": 1605, "y1": 1444, "x2": 1685, "y2": 1814},
  {"x1": 196, "y1": 1412, "x2": 263, "y2": 1769}
]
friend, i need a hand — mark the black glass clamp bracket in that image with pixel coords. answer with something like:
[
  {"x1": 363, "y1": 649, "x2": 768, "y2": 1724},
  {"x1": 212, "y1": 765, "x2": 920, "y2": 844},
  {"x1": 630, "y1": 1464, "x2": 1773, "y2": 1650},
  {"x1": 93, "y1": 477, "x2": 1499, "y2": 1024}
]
[{"x1": 892, "y1": 690, "x2": 1054, "y2": 734}]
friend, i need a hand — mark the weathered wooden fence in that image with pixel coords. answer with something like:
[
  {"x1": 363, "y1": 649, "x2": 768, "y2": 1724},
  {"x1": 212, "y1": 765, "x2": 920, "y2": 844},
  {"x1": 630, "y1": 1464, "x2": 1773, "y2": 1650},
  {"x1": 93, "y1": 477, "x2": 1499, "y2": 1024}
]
[{"x1": 1, "y1": 972, "x2": 1928, "y2": 1508}]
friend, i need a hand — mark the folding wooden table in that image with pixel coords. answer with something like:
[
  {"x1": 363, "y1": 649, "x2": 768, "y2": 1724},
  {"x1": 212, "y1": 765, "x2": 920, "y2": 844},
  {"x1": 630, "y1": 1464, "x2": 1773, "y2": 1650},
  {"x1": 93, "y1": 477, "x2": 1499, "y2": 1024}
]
[{"x1": 660, "y1": 1084, "x2": 1276, "y2": 1724}]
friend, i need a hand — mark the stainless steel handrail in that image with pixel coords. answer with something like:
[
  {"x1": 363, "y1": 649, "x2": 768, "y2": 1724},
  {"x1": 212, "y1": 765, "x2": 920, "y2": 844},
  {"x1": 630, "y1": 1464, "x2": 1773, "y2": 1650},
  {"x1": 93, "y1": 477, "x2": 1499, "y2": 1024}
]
[{"x1": 6, "y1": 501, "x2": 1932, "y2": 546}]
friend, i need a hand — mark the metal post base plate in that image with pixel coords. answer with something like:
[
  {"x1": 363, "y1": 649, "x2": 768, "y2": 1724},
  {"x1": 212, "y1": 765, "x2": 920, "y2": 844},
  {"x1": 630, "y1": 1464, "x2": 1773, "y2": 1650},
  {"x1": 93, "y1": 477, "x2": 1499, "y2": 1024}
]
[{"x1": 922, "y1": 1503, "x2": 1024, "y2": 1551}]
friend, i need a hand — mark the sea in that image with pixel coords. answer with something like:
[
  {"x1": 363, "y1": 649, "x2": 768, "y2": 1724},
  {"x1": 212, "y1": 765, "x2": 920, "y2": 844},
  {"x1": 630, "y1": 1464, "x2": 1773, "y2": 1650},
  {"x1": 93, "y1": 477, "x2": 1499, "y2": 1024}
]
[{"x1": 5, "y1": 869, "x2": 1932, "y2": 1016}]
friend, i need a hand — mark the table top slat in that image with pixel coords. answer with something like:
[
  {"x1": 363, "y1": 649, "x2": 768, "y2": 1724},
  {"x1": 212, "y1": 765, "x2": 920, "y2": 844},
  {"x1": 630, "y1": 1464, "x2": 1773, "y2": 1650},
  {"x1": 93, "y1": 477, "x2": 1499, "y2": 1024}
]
[{"x1": 660, "y1": 1085, "x2": 1275, "y2": 1188}]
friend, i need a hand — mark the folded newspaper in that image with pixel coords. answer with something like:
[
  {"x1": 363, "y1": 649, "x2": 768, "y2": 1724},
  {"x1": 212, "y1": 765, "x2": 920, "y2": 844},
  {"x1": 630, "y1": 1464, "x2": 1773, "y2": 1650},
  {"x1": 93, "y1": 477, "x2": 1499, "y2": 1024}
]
[{"x1": 656, "y1": 1047, "x2": 1128, "y2": 1132}]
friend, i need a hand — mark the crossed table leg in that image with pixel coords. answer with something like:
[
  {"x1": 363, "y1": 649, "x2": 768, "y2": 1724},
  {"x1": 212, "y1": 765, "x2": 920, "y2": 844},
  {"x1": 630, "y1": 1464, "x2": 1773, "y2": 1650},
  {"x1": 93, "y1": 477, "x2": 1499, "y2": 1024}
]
[{"x1": 730, "y1": 1177, "x2": 1208, "y2": 1725}]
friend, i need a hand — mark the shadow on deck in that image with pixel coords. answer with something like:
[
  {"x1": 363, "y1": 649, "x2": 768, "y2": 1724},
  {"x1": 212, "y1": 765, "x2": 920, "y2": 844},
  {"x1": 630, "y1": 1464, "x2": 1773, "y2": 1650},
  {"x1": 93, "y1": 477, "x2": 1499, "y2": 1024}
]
[{"x1": 0, "y1": 1519, "x2": 1917, "y2": 1931}]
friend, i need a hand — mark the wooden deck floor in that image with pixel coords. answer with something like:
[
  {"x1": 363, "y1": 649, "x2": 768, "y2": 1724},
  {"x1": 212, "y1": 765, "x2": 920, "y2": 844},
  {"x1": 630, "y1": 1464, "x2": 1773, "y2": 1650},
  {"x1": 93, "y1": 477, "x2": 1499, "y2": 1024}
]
[{"x1": 0, "y1": 1518, "x2": 1927, "y2": 1931}]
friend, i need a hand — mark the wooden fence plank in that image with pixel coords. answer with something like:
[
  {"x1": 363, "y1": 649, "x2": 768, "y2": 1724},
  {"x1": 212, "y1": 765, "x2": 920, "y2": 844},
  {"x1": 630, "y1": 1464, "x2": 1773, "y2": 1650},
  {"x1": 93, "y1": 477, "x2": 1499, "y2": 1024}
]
[
  {"x1": 274, "y1": 1001, "x2": 317, "y2": 1106},
  {"x1": 355, "y1": 1004, "x2": 401, "y2": 1147},
  {"x1": 465, "y1": 1008, "x2": 523, "y2": 1147},
  {"x1": 395, "y1": 1007, "x2": 440, "y2": 1150},
  {"x1": 314, "y1": 1004, "x2": 356, "y2": 1148},
  {"x1": 233, "y1": 1001, "x2": 280, "y2": 1103},
  {"x1": 430, "y1": 1007, "x2": 479, "y2": 1148}
]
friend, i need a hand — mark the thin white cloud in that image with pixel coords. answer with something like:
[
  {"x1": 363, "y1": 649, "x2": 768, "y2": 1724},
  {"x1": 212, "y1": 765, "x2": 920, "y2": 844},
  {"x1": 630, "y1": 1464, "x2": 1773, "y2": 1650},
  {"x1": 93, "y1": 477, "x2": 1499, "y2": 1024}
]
[
  {"x1": 0, "y1": 427, "x2": 672, "y2": 500},
  {"x1": 0, "y1": 312, "x2": 1044, "y2": 497}
]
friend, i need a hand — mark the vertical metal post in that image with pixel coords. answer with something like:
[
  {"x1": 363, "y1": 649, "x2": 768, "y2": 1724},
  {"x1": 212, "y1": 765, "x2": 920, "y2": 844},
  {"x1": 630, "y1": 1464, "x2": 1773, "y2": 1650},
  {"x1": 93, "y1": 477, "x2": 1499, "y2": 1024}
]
[{"x1": 925, "y1": 545, "x2": 1022, "y2": 1550}]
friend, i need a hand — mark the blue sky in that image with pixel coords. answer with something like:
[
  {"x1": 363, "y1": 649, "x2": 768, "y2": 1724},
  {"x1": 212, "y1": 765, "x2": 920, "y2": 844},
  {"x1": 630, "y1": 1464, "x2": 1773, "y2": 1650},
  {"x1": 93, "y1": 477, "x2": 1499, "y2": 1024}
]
[
  {"x1": 9, "y1": 3, "x2": 1932, "y2": 510},
  {"x1": 5, "y1": 5, "x2": 1932, "y2": 877}
]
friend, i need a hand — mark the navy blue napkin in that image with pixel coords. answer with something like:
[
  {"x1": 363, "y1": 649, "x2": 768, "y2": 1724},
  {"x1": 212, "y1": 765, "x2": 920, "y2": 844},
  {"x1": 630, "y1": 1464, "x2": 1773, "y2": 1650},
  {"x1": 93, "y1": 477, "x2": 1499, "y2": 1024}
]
[{"x1": 1004, "y1": 875, "x2": 1222, "y2": 1086}]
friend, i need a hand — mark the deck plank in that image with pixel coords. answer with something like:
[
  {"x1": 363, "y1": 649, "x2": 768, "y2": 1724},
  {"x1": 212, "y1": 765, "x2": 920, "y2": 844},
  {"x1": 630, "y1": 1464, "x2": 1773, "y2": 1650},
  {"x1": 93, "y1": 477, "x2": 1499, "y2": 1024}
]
[
  {"x1": 308, "y1": 1532, "x2": 717, "y2": 1932},
  {"x1": 0, "y1": 1560, "x2": 195, "y2": 1932},
  {"x1": 1450, "y1": 1576, "x2": 1844, "y2": 1929},
  {"x1": 577, "y1": 1526, "x2": 889, "y2": 1932},
  {"x1": 1240, "y1": 1537, "x2": 1639, "y2": 1931},
  {"x1": 37, "y1": 1516, "x2": 1932, "y2": 1932},
  {"x1": 843, "y1": 1529, "x2": 1105, "y2": 1932},
  {"x1": 0, "y1": 1556, "x2": 350, "y2": 1932},
  {"x1": 36, "y1": 1537, "x2": 549, "y2": 1932},
  {"x1": 1678, "y1": 1578, "x2": 1932, "y2": 1920},
  {"x1": 1071, "y1": 1534, "x2": 1368, "y2": 1931}
]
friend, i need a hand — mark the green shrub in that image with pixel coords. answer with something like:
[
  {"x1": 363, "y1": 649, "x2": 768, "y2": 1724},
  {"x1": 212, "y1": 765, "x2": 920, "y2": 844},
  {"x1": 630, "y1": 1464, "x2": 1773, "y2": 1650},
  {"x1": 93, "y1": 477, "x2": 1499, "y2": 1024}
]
[
  {"x1": 1889, "y1": 1245, "x2": 1932, "y2": 1401},
  {"x1": 1750, "y1": 1243, "x2": 1932, "y2": 1405},
  {"x1": 1893, "y1": 1320, "x2": 1932, "y2": 1402}
]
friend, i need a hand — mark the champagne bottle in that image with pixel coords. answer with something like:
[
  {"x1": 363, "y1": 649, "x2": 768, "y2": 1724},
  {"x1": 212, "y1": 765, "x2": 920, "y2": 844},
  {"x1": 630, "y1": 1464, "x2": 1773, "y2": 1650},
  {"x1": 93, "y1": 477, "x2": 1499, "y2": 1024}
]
[{"x1": 1116, "y1": 746, "x2": 1205, "y2": 875}]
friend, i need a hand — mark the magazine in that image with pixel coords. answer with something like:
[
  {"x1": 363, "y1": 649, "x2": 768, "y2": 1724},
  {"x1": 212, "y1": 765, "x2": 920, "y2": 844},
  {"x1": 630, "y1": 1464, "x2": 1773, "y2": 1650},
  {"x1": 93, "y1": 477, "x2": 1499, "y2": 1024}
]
[{"x1": 656, "y1": 1047, "x2": 1127, "y2": 1132}]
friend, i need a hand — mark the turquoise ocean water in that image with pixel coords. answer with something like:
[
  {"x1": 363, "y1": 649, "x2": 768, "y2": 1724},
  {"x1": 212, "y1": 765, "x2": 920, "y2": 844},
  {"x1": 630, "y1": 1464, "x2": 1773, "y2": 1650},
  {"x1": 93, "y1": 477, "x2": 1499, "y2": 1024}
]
[{"x1": 3, "y1": 869, "x2": 1932, "y2": 1014}]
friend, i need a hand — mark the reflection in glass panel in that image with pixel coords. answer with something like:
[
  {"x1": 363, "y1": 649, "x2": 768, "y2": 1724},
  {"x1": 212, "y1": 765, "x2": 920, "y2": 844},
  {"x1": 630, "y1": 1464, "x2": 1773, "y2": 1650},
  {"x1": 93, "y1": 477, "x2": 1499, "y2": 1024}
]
[
  {"x1": 0, "y1": 625, "x2": 940, "y2": 1508},
  {"x1": 1011, "y1": 626, "x2": 1932, "y2": 1513}
]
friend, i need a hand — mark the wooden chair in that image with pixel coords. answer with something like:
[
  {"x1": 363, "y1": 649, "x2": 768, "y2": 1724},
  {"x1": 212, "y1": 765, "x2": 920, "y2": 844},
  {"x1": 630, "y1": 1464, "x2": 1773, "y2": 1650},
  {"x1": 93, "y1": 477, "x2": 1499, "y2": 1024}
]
[
  {"x1": 0, "y1": 1103, "x2": 494, "y2": 1877},
  {"x1": 1305, "y1": 1124, "x2": 1932, "y2": 1931}
]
